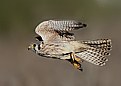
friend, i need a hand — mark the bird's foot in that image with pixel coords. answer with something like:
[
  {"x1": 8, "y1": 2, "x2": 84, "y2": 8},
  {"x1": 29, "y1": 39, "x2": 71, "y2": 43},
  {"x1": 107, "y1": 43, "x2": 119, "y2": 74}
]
[
  {"x1": 69, "y1": 52, "x2": 83, "y2": 71},
  {"x1": 73, "y1": 62, "x2": 83, "y2": 71}
]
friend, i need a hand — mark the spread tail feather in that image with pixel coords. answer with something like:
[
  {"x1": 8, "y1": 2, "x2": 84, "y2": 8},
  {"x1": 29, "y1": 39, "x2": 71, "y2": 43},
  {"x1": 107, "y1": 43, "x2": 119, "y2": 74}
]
[
  {"x1": 81, "y1": 39, "x2": 112, "y2": 51},
  {"x1": 76, "y1": 39, "x2": 112, "y2": 66}
]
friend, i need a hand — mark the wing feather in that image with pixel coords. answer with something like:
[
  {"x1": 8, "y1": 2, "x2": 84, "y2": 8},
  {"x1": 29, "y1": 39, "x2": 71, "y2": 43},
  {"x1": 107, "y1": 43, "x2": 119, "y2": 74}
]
[
  {"x1": 47, "y1": 20, "x2": 87, "y2": 31},
  {"x1": 35, "y1": 20, "x2": 87, "y2": 42}
]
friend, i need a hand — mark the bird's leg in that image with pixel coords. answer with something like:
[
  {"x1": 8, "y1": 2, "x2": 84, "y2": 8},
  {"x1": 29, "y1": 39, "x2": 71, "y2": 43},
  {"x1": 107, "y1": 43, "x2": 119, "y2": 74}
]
[
  {"x1": 70, "y1": 52, "x2": 83, "y2": 71},
  {"x1": 70, "y1": 52, "x2": 84, "y2": 63},
  {"x1": 74, "y1": 55, "x2": 84, "y2": 63},
  {"x1": 70, "y1": 52, "x2": 75, "y2": 62}
]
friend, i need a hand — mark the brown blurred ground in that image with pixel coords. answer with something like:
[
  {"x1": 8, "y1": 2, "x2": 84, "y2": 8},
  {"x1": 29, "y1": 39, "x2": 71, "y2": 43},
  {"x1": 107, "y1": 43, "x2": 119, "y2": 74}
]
[{"x1": 0, "y1": 0, "x2": 121, "y2": 86}]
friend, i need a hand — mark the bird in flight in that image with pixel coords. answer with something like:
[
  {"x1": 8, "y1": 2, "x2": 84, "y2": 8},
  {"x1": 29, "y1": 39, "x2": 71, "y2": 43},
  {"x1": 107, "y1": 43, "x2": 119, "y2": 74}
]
[{"x1": 28, "y1": 20, "x2": 112, "y2": 71}]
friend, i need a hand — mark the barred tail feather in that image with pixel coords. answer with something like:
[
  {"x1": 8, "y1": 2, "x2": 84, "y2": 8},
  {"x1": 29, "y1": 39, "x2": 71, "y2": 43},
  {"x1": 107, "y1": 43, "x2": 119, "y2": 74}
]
[
  {"x1": 76, "y1": 39, "x2": 112, "y2": 66},
  {"x1": 81, "y1": 39, "x2": 112, "y2": 51},
  {"x1": 76, "y1": 48, "x2": 109, "y2": 66}
]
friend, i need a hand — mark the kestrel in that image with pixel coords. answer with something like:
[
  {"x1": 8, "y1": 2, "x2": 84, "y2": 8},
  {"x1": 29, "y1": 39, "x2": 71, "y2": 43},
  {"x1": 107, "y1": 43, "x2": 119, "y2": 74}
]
[{"x1": 28, "y1": 20, "x2": 112, "y2": 71}]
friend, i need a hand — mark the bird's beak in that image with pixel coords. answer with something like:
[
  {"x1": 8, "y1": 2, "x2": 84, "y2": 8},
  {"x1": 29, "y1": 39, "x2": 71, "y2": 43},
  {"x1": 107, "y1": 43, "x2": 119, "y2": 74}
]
[
  {"x1": 28, "y1": 46, "x2": 30, "y2": 50},
  {"x1": 28, "y1": 45, "x2": 32, "y2": 50}
]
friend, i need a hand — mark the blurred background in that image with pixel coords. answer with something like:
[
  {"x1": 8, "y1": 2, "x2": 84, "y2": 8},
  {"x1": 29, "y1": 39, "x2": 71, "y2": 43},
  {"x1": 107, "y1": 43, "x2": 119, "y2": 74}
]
[{"x1": 0, "y1": 0, "x2": 121, "y2": 86}]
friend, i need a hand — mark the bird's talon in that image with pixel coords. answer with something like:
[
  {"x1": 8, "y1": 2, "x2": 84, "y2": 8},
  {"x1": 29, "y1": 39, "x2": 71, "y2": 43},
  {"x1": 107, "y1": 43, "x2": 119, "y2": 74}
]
[
  {"x1": 79, "y1": 68, "x2": 83, "y2": 71},
  {"x1": 73, "y1": 62, "x2": 83, "y2": 71}
]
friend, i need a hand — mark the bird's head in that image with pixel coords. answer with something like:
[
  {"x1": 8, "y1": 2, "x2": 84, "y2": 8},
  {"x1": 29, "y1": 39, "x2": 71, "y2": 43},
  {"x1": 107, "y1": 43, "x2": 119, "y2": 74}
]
[{"x1": 28, "y1": 42, "x2": 43, "y2": 53}]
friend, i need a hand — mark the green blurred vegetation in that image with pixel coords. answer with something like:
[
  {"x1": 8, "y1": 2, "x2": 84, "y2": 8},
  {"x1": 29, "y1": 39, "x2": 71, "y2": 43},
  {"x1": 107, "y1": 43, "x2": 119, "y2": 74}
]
[{"x1": 0, "y1": 0, "x2": 121, "y2": 37}]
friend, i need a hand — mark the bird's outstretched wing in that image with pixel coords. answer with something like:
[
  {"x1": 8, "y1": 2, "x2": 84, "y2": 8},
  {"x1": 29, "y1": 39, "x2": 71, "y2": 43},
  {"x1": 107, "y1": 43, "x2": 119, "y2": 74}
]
[{"x1": 35, "y1": 20, "x2": 87, "y2": 42}]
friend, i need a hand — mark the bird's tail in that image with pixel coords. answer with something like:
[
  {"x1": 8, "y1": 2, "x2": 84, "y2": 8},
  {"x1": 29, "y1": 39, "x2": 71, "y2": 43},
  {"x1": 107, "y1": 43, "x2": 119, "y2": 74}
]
[
  {"x1": 81, "y1": 39, "x2": 112, "y2": 52},
  {"x1": 75, "y1": 39, "x2": 112, "y2": 66}
]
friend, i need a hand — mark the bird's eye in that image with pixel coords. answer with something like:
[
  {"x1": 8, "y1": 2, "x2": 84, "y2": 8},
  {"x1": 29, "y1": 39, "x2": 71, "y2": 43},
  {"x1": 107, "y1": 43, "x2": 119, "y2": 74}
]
[{"x1": 33, "y1": 44, "x2": 36, "y2": 47}]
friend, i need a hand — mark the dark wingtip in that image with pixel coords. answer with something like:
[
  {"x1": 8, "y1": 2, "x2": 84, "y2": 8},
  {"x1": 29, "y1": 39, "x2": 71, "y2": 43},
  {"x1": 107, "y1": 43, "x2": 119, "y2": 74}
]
[{"x1": 83, "y1": 23, "x2": 87, "y2": 27}]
